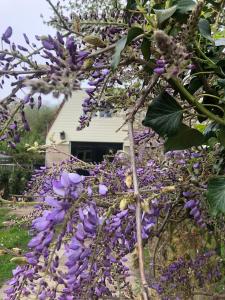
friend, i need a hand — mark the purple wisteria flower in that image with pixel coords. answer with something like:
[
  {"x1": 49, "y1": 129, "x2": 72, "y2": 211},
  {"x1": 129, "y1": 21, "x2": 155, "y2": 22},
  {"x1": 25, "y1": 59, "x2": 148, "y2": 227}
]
[
  {"x1": 2, "y1": 26, "x2": 12, "y2": 44},
  {"x1": 99, "y1": 184, "x2": 108, "y2": 195}
]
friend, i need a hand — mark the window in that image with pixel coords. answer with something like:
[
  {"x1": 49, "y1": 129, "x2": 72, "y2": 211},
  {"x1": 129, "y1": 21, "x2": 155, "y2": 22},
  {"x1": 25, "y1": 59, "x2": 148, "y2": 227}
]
[{"x1": 99, "y1": 110, "x2": 112, "y2": 118}]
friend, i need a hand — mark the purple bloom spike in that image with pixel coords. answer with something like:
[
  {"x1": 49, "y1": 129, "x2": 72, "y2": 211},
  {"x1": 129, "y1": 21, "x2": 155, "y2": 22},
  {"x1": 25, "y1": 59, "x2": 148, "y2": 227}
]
[
  {"x1": 23, "y1": 33, "x2": 30, "y2": 44},
  {"x1": 2, "y1": 26, "x2": 12, "y2": 43}
]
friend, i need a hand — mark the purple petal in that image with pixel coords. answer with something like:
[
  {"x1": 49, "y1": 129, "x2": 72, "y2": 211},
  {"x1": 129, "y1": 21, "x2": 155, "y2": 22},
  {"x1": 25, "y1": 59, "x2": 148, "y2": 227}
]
[
  {"x1": 28, "y1": 234, "x2": 42, "y2": 248},
  {"x1": 52, "y1": 180, "x2": 65, "y2": 196},
  {"x1": 61, "y1": 171, "x2": 71, "y2": 188},
  {"x1": 42, "y1": 39, "x2": 55, "y2": 50},
  {"x1": 184, "y1": 200, "x2": 196, "y2": 209},
  {"x1": 68, "y1": 173, "x2": 83, "y2": 184},
  {"x1": 33, "y1": 218, "x2": 50, "y2": 231},
  {"x1": 99, "y1": 184, "x2": 108, "y2": 196},
  {"x1": 154, "y1": 67, "x2": 165, "y2": 75},
  {"x1": 70, "y1": 237, "x2": 82, "y2": 250},
  {"x1": 45, "y1": 196, "x2": 62, "y2": 208},
  {"x1": 87, "y1": 186, "x2": 93, "y2": 197},
  {"x1": 2, "y1": 26, "x2": 12, "y2": 39}
]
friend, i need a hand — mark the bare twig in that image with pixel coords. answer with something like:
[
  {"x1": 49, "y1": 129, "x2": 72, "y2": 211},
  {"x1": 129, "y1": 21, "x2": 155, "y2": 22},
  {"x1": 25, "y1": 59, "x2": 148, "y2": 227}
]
[
  {"x1": 46, "y1": 0, "x2": 84, "y2": 37},
  {"x1": 117, "y1": 74, "x2": 159, "y2": 132},
  {"x1": 87, "y1": 33, "x2": 145, "y2": 59},
  {"x1": 128, "y1": 119, "x2": 150, "y2": 300}
]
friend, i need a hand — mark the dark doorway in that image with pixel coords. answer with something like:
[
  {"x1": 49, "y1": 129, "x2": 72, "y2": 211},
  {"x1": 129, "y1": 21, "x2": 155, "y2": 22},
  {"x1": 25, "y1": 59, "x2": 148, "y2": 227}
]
[{"x1": 71, "y1": 142, "x2": 123, "y2": 163}]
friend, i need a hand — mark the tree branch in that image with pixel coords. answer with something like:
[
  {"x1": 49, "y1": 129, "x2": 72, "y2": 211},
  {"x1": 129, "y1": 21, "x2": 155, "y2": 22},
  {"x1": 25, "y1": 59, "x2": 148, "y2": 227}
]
[
  {"x1": 169, "y1": 77, "x2": 225, "y2": 126},
  {"x1": 117, "y1": 74, "x2": 159, "y2": 132},
  {"x1": 128, "y1": 119, "x2": 150, "y2": 300}
]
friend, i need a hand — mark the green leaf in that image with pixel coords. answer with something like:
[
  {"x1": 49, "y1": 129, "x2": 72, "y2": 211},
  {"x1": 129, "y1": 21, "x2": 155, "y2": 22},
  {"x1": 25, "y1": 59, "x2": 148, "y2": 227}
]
[
  {"x1": 186, "y1": 77, "x2": 202, "y2": 94},
  {"x1": 207, "y1": 176, "x2": 225, "y2": 215},
  {"x1": 142, "y1": 91, "x2": 183, "y2": 137},
  {"x1": 111, "y1": 37, "x2": 127, "y2": 70},
  {"x1": 125, "y1": 0, "x2": 136, "y2": 22},
  {"x1": 111, "y1": 27, "x2": 143, "y2": 70},
  {"x1": 198, "y1": 18, "x2": 214, "y2": 42},
  {"x1": 154, "y1": 6, "x2": 177, "y2": 24},
  {"x1": 141, "y1": 37, "x2": 151, "y2": 60},
  {"x1": 176, "y1": 0, "x2": 196, "y2": 13},
  {"x1": 218, "y1": 126, "x2": 225, "y2": 147},
  {"x1": 126, "y1": 27, "x2": 143, "y2": 45},
  {"x1": 164, "y1": 124, "x2": 205, "y2": 152},
  {"x1": 126, "y1": 0, "x2": 136, "y2": 9},
  {"x1": 203, "y1": 122, "x2": 219, "y2": 140},
  {"x1": 218, "y1": 79, "x2": 225, "y2": 91}
]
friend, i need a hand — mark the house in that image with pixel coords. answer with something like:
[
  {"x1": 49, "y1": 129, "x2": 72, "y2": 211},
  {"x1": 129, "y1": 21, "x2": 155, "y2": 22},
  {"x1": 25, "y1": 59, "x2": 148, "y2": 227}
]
[{"x1": 45, "y1": 90, "x2": 129, "y2": 166}]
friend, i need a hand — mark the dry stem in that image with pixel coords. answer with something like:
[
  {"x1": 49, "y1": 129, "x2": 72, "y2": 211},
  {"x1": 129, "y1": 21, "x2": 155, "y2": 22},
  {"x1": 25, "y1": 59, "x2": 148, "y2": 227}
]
[{"x1": 128, "y1": 120, "x2": 150, "y2": 300}]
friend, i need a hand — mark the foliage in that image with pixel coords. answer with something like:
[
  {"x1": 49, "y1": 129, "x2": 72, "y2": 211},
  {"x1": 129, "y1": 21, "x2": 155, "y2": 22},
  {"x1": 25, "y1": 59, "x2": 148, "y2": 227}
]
[
  {"x1": 0, "y1": 208, "x2": 30, "y2": 287},
  {"x1": 0, "y1": 0, "x2": 225, "y2": 299},
  {"x1": 0, "y1": 168, "x2": 32, "y2": 198},
  {"x1": 0, "y1": 105, "x2": 56, "y2": 166}
]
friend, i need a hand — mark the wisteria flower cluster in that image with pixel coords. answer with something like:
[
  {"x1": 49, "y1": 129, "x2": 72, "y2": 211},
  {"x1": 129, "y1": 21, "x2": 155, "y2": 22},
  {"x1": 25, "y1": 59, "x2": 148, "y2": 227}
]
[{"x1": 1, "y1": 0, "x2": 225, "y2": 299}]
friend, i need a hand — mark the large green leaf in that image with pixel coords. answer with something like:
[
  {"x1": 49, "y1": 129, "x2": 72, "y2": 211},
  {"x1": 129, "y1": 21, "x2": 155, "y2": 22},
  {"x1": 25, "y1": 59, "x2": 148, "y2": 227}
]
[
  {"x1": 164, "y1": 124, "x2": 205, "y2": 152},
  {"x1": 154, "y1": 6, "x2": 177, "y2": 24},
  {"x1": 218, "y1": 79, "x2": 225, "y2": 91},
  {"x1": 198, "y1": 18, "x2": 214, "y2": 42},
  {"x1": 141, "y1": 37, "x2": 151, "y2": 60},
  {"x1": 142, "y1": 91, "x2": 183, "y2": 137},
  {"x1": 186, "y1": 77, "x2": 202, "y2": 94},
  {"x1": 203, "y1": 122, "x2": 219, "y2": 140},
  {"x1": 111, "y1": 27, "x2": 143, "y2": 70},
  {"x1": 218, "y1": 126, "x2": 225, "y2": 147},
  {"x1": 176, "y1": 0, "x2": 196, "y2": 13},
  {"x1": 207, "y1": 176, "x2": 225, "y2": 215}
]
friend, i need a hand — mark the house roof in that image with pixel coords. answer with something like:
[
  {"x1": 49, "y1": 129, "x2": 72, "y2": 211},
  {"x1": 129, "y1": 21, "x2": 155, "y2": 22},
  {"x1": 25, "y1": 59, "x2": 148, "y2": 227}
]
[{"x1": 47, "y1": 89, "x2": 85, "y2": 134}]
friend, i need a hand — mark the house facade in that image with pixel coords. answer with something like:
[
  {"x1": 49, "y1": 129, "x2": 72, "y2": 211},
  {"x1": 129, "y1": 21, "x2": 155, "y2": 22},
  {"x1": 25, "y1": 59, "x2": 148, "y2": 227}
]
[{"x1": 45, "y1": 90, "x2": 129, "y2": 166}]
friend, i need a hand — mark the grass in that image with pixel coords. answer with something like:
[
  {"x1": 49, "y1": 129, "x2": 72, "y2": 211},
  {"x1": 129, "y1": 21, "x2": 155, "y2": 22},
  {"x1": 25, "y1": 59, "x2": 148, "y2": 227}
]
[{"x1": 0, "y1": 207, "x2": 30, "y2": 287}]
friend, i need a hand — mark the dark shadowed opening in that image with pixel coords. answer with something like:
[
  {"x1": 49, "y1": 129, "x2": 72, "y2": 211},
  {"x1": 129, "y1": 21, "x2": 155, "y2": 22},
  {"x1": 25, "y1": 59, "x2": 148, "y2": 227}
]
[{"x1": 71, "y1": 142, "x2": 123, "y2": 163}]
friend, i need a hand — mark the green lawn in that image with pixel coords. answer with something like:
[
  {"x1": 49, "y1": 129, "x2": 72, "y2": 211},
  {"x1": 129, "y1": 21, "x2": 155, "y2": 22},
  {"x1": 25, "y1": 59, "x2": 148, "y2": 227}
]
[{"x1": 0, "y1": 207, "x2": 30, "y2": 287}]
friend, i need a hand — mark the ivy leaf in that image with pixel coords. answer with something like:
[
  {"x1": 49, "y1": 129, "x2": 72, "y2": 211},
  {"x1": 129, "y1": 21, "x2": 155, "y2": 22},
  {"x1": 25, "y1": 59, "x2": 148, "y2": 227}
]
[
  {"x1": 126, "y1": 0, "x2": 136, "y2": 10},
  {"x1": 203, "y1": 122, "x2": 219, "y2": 140},
  {"x1": 176, "y1": 0, "x2": 196, "y2": 13},
  {"x1": 142, "y1": 91, "x2": 183, "y2": 137},
  {"x1": 111, "y1": 27, "x2": 143, "y2": 70},
  {"x1": 198, "y1": 18, "x2": 214, "y2": 42},
  {"x1": 154, "y1": 6, "x2": 177, "y2": 24},
  {"x1": 218, "y1": 79, "x2": 225, "y2": 91},
  {"x1": 141, "y1": 37, "x2": 151, "y2": 60},
  {"x1": 218, "y1": 126, "x2": 225, "y2": 147},
  {"x1": 126, "y1": 27, "x2": 143, "y2": 45},
  {"x1": 207, "y1": 176, "x2": 225, "y2": 215},
  {"x1": 187, "y1": 77, "x2": 202, "y2": 94},
  {"x1": 164, "y1": 124, "x2": 205, "y2": 152}
]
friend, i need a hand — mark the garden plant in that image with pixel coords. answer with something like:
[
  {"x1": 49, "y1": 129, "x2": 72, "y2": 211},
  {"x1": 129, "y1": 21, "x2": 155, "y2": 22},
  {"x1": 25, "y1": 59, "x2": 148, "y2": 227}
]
[{"x1": 0, "y1": 0, "x2": 225, "y2": 299}]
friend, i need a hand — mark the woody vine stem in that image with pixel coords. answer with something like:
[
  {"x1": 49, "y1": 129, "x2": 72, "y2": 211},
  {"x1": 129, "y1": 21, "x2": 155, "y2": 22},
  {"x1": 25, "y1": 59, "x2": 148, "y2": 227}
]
[{"x1": 128, "y1": 119, "x2": 150, "y2": 300}]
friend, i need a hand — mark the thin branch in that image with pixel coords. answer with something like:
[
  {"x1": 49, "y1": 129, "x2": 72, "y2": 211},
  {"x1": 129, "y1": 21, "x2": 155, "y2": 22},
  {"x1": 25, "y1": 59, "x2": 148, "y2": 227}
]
[
  {"x1": 117, "y1": 74, "x2": 159, "y2": 132},
  {"x1": 46, "y1": 0, "x2": 84, "y2": 37},
  {"x1": 87, "y1": 33, "x2": 145, "y2": 59},
  {"x1": 169, "y1": 77, "x2": 225, "y2": 126},
  {"x1": 0, "y1": 69, "x2": 46, "y2": 76},
  {"x1": 128, "y1": 119, "x2": 150, "y2": 300}
]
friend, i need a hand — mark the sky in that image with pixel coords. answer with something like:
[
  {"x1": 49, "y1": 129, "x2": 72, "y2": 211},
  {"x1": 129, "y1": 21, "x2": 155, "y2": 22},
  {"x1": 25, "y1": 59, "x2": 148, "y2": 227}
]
[{"x1": 0, "y1": 0, "x2": 61, "y2": 106}]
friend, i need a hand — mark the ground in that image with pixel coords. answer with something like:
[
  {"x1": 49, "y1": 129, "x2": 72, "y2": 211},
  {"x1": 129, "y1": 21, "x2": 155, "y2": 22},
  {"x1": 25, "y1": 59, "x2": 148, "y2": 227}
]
[{"x1": 0, "y1": 205, "x2": 32, "y2": 300}]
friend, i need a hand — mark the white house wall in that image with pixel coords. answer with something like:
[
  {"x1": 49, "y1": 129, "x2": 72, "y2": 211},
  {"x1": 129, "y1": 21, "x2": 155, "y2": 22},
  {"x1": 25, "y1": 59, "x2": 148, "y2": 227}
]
[{"x1": 46, "y1": 90, "x2": 128, "y2": 151}]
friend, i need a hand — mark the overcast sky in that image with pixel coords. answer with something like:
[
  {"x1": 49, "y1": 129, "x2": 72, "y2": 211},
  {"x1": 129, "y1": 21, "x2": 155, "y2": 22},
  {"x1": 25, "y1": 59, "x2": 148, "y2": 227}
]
[{"x1": 0, "y1": 0, "x2": 61, "y2": 106}]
